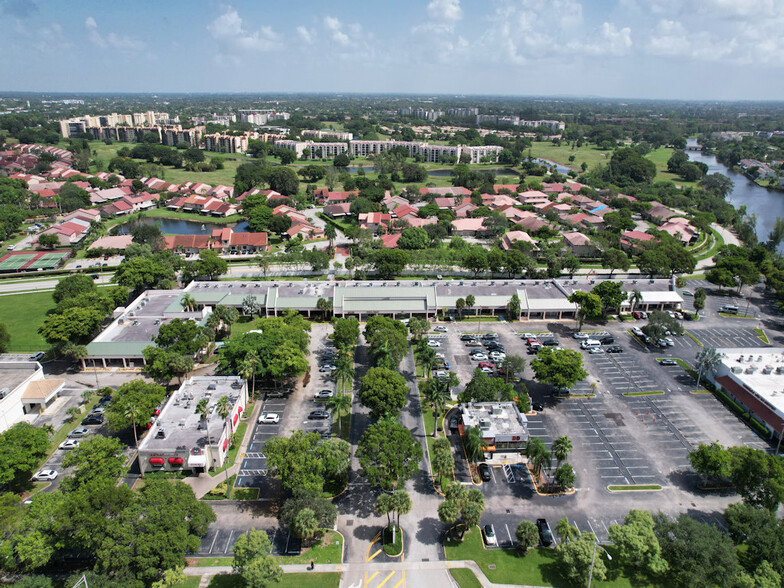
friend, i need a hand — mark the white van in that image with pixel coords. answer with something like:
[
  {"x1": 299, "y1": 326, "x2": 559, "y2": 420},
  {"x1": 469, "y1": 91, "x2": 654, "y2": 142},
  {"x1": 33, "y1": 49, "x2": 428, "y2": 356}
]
[{"x1": 580, "y1": 339, "x2": 602, "y2": 350}]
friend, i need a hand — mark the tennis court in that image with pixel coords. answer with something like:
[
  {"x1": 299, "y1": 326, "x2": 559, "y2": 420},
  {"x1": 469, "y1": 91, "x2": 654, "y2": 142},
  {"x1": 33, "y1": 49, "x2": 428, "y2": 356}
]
[
  {"x1": 0, "y1": 253, "x2": 36, "y2": 271},
  {"x1": 28, "y1": 252, "x2": 69, "y2": 270}
]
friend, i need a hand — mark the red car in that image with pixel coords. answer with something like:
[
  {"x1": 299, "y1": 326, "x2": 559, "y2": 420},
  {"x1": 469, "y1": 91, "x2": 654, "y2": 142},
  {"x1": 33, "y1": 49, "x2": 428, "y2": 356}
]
[
  {"x1": 526, "y1": 338, "x2": 541, "y2": 346},
  {"x1": 478, "y1": 361, "x2": 494, "y2": 369},
  {"x1": 632, "y1": 311, "x2": 643, "y2": 319}
]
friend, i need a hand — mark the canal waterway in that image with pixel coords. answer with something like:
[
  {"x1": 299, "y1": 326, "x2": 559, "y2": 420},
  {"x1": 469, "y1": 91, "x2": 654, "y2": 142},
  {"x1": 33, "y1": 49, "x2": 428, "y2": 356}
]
[{"x1": 686, "y1": 139, "x2": 784, "y2": 246}]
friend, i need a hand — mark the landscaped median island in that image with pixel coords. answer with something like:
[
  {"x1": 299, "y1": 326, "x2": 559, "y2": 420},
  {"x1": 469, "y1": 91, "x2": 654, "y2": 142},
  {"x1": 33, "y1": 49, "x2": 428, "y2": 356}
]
[
  {"x1": 607, "y1": 484, "x2": 663, "y2": 492},
  {"x1": 622, "y1": 390, "x2": 665, "y2": 397},
  {"x1": 753, "y1": 328, "x2": 770, "y2": 344}
]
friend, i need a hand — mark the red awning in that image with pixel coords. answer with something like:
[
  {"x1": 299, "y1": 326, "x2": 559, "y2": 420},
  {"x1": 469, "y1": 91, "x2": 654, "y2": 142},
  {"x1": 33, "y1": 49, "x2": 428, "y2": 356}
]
[
  {"x1": 222, "y1": 438, "x2": 228, "y2": 451},
  {"x1": 149, "y1": 457, "x2": 164, "y2": 466},
  {"x1": 238, "y1": 406, "x2": 243, "y2": 414},
  {"x1": 232, "y1": 413, "x2": 239, "y2": 425},
  {"x1": 168, "y1": 457, "x2": 184, "y2": 465}
]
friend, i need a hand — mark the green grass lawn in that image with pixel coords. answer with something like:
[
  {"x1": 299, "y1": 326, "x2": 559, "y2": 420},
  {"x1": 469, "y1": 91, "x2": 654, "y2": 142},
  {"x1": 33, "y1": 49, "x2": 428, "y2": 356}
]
[
  {"x1": 83, "y1": 140, "x2": 245, "y2": 187},
  {"x1": 645, "y1": 147, "x2": 700, "y2": 189},
  {"x1": 172, "y1": 577, "x2": 201, "y2": 588},
  {"x1": 445, "y1": 527, "x2": 659, "y2": 587},
  {"x1": 0, "y1": 290, "x2": 56, "y2": 351},
  {"x1": 207, "y1": 573, "x2": 340, "y2": 588},
  {"x1": 528, "y1": 141, "x2": 610, "y2": 172},
  {"x1": 209, "y1": 421, "x2": 248, "y2": 477},
  {"x1": 449, "y1": 568, "x2": 482, "y2": 588}
]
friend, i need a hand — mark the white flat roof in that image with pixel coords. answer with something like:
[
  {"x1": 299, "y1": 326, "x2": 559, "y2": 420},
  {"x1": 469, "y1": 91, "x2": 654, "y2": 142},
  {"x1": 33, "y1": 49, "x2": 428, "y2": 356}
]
[{"x1": 717, "y1": 348, "x2": 784, "y2": 416}]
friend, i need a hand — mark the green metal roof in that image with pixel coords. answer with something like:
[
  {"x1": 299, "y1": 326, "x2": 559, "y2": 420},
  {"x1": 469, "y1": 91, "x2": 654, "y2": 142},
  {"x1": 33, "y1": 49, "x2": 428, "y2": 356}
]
[
  {"x1": 343, "y1": 299, "x2": 427, "y2": 312},
  {"x1": 87, "y1": 341, "x2": 152, "y2": 357}
]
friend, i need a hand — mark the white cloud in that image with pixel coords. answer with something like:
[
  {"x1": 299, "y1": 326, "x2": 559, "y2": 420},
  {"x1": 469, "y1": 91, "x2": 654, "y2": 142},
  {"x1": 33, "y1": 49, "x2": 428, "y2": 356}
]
[
  {"x1": 589, "y1": 22, "x2": 633, "y2": 56},
  {"x1": 207, "y1": 6, "x2": 279, "y2": 52},
  {"x1": 324, "y1": 15, "x2": 350, "y2": 46},
  {"x1": 85, "y1": 16, "x2": 143, "y2": 52},
  {"x1": 297, "y1": 25, "x2": 313, "y2": 45},
  {"x1": 647, "y1": 19, "x2": 690, "y2": 56},
  {"x1": 427, "y1": 0, "x2": 462, "y2": 24}
]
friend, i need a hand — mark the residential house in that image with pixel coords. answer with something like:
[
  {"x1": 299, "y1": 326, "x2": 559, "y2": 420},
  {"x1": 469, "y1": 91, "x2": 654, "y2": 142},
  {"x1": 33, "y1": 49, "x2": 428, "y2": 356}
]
[
  {"x1": 358, "y1": 212, "x2": 391, "y2": 234},
  {"x1": 418, "y1": 186, "x2": 471, "y2": 198},
  {"x1": 89, "y1": 235, "x2": 134, "y2": 251},
  {"x1": 379, "y1": 234, "x2": 402, "y2": 248},
  {"x1": 286, "y1": 222, "x2": 324, "y2": 240},
  {"x1": 202, "y1": 199, "x2": 239, "y2": 217},
  {"x1": 434, "y1": 197, "x2": 456, "y2": 209},
  {"x1": 212, "y1": 230, "x2": 269, "y2": 254},
  {"x1": 647, "y1": 202, "x2": 678, "y2": 223},
  {"x1": 323, "y1": 203, "x2": 351, "y2": 218},
  {"x1": 382, "y1": 194, "x2": 409, "y2": 210},
  {"x1": 391, "y1": 204, "x2": 418, "y2": 220},
  {"x1": 454, "y1": 200, "x2": 477, "y2": 218},
  {"x1": 38, "y1": 217, "x2": 91, "y2": 246},
  {"x1": 500, "y1": 231, "x2": 538, "y2": 251},
  {"x1": 99, "y1": 199, "x2": 133, "y2": 217},
  {"x1": 562, "y1": 231, "x2": 598, "y2": 256},
  {"x1": 620, "y1": 230, "x2": 656, "y2": 251},
  {"x1": 404, "y1": 217, "x2": 438, "y2": 229},
  {"x1": 659, "y1": 217, "x2": 698, "y2": 244},
  {"x1": 451, "y1": 217, "x2": 489, "y2": 237},
  {"x1": 164, "y1": 234, "x2": 211, "y2": 255},
  {"x1": 493, "y1": 184, "x2": 521, "y2": 193}
]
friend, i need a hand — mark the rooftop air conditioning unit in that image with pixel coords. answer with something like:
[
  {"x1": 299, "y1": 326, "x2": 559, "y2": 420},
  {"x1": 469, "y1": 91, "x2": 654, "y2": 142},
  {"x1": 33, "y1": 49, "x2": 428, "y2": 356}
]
[{"x1": 478, "y1": 418, "x2": 491, "y2": 430}]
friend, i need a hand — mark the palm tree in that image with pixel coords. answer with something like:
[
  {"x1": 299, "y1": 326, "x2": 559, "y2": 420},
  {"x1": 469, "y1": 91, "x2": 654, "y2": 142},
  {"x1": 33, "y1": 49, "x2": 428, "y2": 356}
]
[
  {"x1": 552, "y1": 436, "x2": 573, "y2": 470},
  {"x1": 181, "y1": 294, "x2": 197, "y2": 312},
  {"x1": 420, "y1": 346, "x2": 437, "y2": 379},
  {"x1": 327, "y1": 393, "x2": 352, "y2": 436},
  {"x1": 695, "y1": 347, "x2": 722, "y2": 387},
  {"x1": 257, "y1": 254, "x2": 271, "y2": 278},
  {"x1": 525, "y1": 437, "x2": 551, "y2": 483},
  {"x1": 556, "y1": 516, "x2": 578, "y2": 544},
  {"x1": 325, "y1": 223, "x2": 337, "y2": 249},
  {"x1": 125, "y1": 401, "x2": 145, "y2": 477},
  {"x1": 422, "y1": 378, "x2": 451, "y2": 437},
  {"x1": 215, "y1": 395, "x2": 233, "y2": 497},
  {"x1": 629, "y1": 289, "x2": 642, "y2": 315},
  {"x1": 463, "y1": 426, "x2": 486, "y2": 466},
  {"x1": 239, "y1": 352, "x2": 260, "y2": 399},
  {"x1": 334, "y1": 356, "x2": 355, "y2": 395}
]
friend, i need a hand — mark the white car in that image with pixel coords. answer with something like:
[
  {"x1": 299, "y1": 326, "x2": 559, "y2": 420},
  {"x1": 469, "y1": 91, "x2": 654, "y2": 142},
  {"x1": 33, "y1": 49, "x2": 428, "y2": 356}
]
[
  {"x1": 435, "y1": 370, "x2": 448, "y2": 379},
  {"x1": 258, "y1": 413, "x2": 280, "y2": 424},
  {"x1": 471, "y1": 353, "x2": 489, "y2": 361},
  {"x1": 631, "y1": 327, "x2": 644, "y2": 337},
  {"x1": 674, "y1": 312, "x2": 684, "y2": 320},
  {"x1": 319, "y1": 364, "x2": 337, "y2": 373},
  {"x1": 59, "y1": 439, "x2": 80, "y2": 450},
  {"x1": 427, "y1": 340, "x2": 441, "y2": 348},
  {"x1": 435, "y1": 352, "x2": 446, "y2": 360},
  {"x1": 32, "y1": 469, "x2": 58, "y2": 482},
  {"x1": 681, "y1": 290, "x2": 694, "y2": 297},
  {"x1": 489, "y1": 351, "x2": 506, "y2": 361},
  {"x1": 479, "y1": 367, "x2": 494, "y2": 374},
  {"x1": 664, "y1": 337, "x2": 674, "y2": 346},
  {"x1": 522, "y1": 333, "x2": 536, "y2": 340},
  {"x1": 433, "y1": 326, "x2": 447, "y2": 332},
  {"x1": 572, "y1": 332, "x2": 589, "y2": 340},
  {"x1": 588, "y1": 347, "x2": 605, "y2": 354}
]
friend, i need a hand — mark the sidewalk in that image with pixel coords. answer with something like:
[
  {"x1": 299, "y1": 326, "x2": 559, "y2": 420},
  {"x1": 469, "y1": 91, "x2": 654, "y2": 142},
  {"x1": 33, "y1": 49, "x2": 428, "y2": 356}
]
[
  {"x1": 182, "y1": 396, "x2": 263, "y2": 499},
  {"x1": 184, "y1": 560, "x2": 546, "y2": 588}
]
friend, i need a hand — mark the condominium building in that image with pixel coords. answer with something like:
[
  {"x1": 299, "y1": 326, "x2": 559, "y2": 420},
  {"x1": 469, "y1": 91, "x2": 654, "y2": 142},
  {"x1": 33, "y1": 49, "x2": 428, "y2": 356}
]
[
  {"x1": 274, "y1": 139, "x2": 348, "y2": 159},
  {"x1": 475, "y1": 115, "x2": 565, "y2": 132},
  {"x1": 59, "y1": 111, "x2": 170, "y2": 137},
  {"x1": 203, "y1": 133, "x2": 249, "y2": 154},
  {"x1": 238, "y1": 110, "x2": 290, "y2": 125},
  {"x1": 301, "y1": 129, "x2": 354, "y2": 141},
  {"x1": 348, "y1": 139, "x2": 501, "y2": 163}
]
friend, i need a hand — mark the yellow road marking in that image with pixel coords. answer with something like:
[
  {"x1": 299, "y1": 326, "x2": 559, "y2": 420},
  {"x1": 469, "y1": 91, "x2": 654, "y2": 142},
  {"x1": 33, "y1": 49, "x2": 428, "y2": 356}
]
[
  {"x1": 393, "y1": 571, "x2": 405, "y2": 588},
  {"x1": 376, "y1": 571, "x2": 396, "y2": 588},
  {"x1": 365, "y1": 571, "x2": 379, "y2": 586},
  {"x1": 368, "y1": 548, "x2": 383, "y2": 561}
]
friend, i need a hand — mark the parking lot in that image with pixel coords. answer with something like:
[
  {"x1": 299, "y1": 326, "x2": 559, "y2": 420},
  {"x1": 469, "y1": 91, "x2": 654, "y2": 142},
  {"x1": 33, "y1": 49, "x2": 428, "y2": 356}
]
[
  {"x1": 236, "y1": 324, "x2": 335, "y2": 492},
  {"x1": 688, "y1": 327, "x2": 767, "y2": 349},
  {"x1": 195, "y1": 525, "x2": 296, "y2": 556}
]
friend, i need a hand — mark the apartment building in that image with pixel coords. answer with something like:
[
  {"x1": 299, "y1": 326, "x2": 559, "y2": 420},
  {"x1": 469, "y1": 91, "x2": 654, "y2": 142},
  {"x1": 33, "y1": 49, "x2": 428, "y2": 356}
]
[
  {"x1": 301, "y1": 129, "x2": 354, "y2": 141},
  {"x1": 274, "y1": 139, "x2": 349, "y2": 159},
  {"x1": 348, "y1": 139, "x2": 501, "y2": 163},
  {"x1": 59, "y1": 111, "x2": 170, "y2": 137},
  {"x1": 203, "y1": 133, "x2": 249, "y2": 154}
]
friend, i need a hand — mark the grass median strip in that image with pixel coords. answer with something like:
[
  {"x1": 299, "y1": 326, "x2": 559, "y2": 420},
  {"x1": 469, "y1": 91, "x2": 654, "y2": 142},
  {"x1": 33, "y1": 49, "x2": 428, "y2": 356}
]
[
  {"x1": 622, "y1": 390, "x2": 665, "y2": 397},
  {"x1": 449, "y1": 568, "x2": 482, "y2": 588},
  {"x1": 608, "y1": 484, "x2": 662, "y2": 491},
  {"x1": 753, "y1": 328, "x2": 770, "y2": 344},
  {"x1": 685, "y1": 331, "x2": 703, "y2": 346},
  {"x1": 718, "y1": 312, "x2": 756, "y2": 319}
]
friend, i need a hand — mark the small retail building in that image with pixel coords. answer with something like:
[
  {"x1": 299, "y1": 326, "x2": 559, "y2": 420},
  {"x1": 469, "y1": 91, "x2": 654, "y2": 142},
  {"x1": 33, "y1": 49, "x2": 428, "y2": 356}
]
[
  {"x1": 0, "y1": 360, "x2": 64, "y2": 432},
  {"x1": 137, "y1": 376, "x2": 248, "y2": 474},
  {"x1": 459, "y1": 401, "x2": 529, "y2": 454}
]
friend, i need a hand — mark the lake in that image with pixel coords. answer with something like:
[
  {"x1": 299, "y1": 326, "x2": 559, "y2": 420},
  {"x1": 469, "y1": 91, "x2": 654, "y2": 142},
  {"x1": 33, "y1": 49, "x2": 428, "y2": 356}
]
[
  {"x1": 427, "y1": 167, "x2": 519, "y2": 177},
  {"x1": 118, "y1": 217, "x2": 249, "y2": 235},
  {"x1": 686, "y1": 139, "x2": 784, "y2": 246}
]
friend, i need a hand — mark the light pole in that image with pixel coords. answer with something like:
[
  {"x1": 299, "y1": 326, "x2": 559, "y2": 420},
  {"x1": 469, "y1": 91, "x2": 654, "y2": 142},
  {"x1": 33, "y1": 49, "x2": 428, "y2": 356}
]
[{"x1": 587, "y1": 539, "x2": 612, "y2": 588}]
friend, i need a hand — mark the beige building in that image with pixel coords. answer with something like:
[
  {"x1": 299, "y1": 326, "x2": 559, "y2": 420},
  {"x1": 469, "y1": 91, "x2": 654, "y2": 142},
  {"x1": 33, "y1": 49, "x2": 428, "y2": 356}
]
[{"x1": 0, "y1": 361, "x2": 64, "y2": 432}]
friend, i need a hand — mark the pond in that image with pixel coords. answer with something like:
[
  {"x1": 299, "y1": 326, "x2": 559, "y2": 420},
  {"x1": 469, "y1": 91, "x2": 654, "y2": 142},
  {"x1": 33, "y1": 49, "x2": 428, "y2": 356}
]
[
  {"x1": 117, "y1": 217, "x2": 249, "y2": 235},
  {"x1": 427, "y1": 167, "x2": 520, "y2": 177},
  {"x1": 531, "y1": 158, "x2": 572, "y2": 175}
]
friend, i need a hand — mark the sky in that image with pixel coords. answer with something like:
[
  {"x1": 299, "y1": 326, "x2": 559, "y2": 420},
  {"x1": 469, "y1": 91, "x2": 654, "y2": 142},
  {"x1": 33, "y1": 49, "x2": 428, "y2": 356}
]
[{"x1": 1, "y1": 0, "x2": 784, "y2": 100}]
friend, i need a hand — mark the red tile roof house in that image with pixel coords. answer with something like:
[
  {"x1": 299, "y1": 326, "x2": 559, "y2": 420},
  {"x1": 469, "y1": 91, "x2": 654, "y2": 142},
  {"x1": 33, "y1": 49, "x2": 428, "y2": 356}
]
[
  {"x1": 620, "y1": 230, "x2": 657, "y2": 251},
  {"x1": 434, "y1": 197, "x2": 456, "y2": 209},
  {"x1": 419, "y1": 186, "x2": 471, "y2": 197},
  {"x1": 451, "y1": 217, "x2": 490, "y2": 237},
  {"x1": 493, "y1": 184, "x2": 522, "y2": 193},
  {"x1": 39, "y1": 219, "x2": 91, "y2": 246},
  {"x1": 500, "y1": 231, "x2": 539, "y2": 251},
  {"x1": 237, "y1": 189, "x2": 282, "y2": 203},
  {"x1": 482, "y1": 194, "x2": 519, "y2": 208},
  {"x1": 323, "y1": 203, "x2": 352, "y2": 218},
  {"x1": 516, "y1": 215, "x2": 549, "y2": 233},
  {"x1": 123, "y1": 192, "x2": 160, "y2": 211},
  {"x1": 100, "y1": 199, "x2": 134, "y2": 218},
  {"x1": 202, "y1": 199, "x2": 239, "y2": 217},
  {"x1": 212, "y1": 231, "x2": 270, "y2": 254},
  {"x1": 64, "y1": 209, "x2": 102, "y2": 224},
  {"x1": 273, "y1": 205, "x2": 308, "y2": 224},
  {"x1": 454, "y1": 201, "x2": 477, "y2": 218},
  {"x1": 659, "y1": 217, "x2": 698, "y2": 244},
  {"x1": 315, "y1": 189, "x2": 359, "y2": 204},
  {"x1": 391, "y1": 204, "x2": 418, "y2": 220},
  {"x1": 164, "y1": 234, "x2": 211, "y2": 255},
  {"x1": 562, "y1": 231, "x2": 598, "y2": 256},
  {"x1": 358, "y1": 212, "x2": 392, "y2": 235},
  {"x1": 286, "y1": 222, "x2": 324, "y2": 240},
  {"x1": 379, "y1": 233, "x2": 402, "y2": 248},
  {"x1": 646, "y1": 202, "x2": 678, "y2": 222},
  {"x1": 542, "y1": 183, "x2": 565, "y2": 193},
  {"x1": 404, "y1": 217, "x2": 438, "y2": 229},
  {"x1": 382, "y1": 194, "x2": 410, "y2": 210}
]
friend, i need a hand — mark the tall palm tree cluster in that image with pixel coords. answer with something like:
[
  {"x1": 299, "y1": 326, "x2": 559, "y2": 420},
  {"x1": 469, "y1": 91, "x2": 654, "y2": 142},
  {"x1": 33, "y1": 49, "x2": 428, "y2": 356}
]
[
  {"x1": 326, "y1": 338, "x2": 356, "y2": 436},
  {"x1": 525, "y1": 435, "x2": 574, "y2": 493}
]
